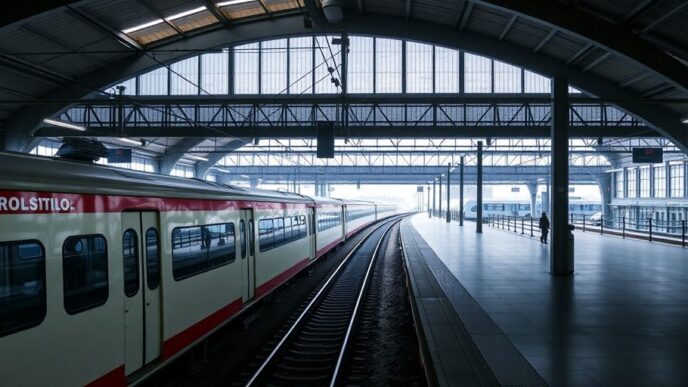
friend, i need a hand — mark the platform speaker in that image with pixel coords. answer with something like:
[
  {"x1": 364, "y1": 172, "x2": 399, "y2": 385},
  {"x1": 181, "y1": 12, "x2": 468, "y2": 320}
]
[{"x1": 317, "y1": 121, "x2": 335, "y2": 158}]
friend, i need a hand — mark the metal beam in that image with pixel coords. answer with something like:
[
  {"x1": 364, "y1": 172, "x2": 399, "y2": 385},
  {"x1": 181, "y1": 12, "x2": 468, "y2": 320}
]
[
  {"x1": 619, "y1": 72, "x2": 650, "y2": 88},
  {"x1": 203, "y1": 0, "x2": 230, "y2": 25},
  {"x1": 4, "y1": 14, "x2": 686, "y2": 154},
  {"x1": 566, "y1": 43, "x2": 594, "y2": 65},
  {"x1": 137, "y1": 0, "x2": 186, "y2": 37},
  {"x1": 456, "y1": 1, "x2": 474, "y2": 30},
  {"x1": 158, "y1": 138, "x2": 205, "y2": 175},
  {"x1": 638, "y1": 2, "x2": 688, "y2": 35},
  {"x1": 220, "y1": 166, "x2": 608, "y2": 185},
  {"x1": 22, "y1": 24, "x2": 107, "y2": 69},
  {"x1": 21, "y1": 92, "x2": 688, "y2": 105},
  {"x1": 582, "y1": 52, "x2": 611, "y2": 72},
  {"x1": 499, "y1": 14, "x2": 517, "y2": 41},
  {"x1": 0, "y1": 53, "x2": 74, "y2": 86},
  {"x1": 533, "y1": 29, "x2": 556, "y2": 53},
  {"x1": 258, "y1": 0, "x2": 273, "y2": 17},
  {"x1": 620, "y1": 0, "x2": 658, "y2": 24},
  {"x1": 66, "y1": 5, "x2": 144, "y2": 51},
  {"x1": 471, "y1": 0, "x2": 688, "y2": 96},
  {"x1": 194, "y1": 139, "x2": 248, "y2": 178},
  {"x1": 33, "y1": 125, "x2": 659, "y2": 139},
  {"x1": 405, "y1": 0, "x2": 412, "y2": 20}
]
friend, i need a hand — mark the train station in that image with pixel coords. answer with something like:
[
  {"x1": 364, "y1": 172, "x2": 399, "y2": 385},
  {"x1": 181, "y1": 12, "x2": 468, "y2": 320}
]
[{"x1": 1, "y1": 1, "x2": 687, "y2": 386}]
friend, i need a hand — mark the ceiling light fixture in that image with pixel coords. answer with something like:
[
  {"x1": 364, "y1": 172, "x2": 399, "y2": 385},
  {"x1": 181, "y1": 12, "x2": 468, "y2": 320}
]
[
  {"x1": 122, "y1": 19, "x2": 164, "y2": 34},
  {"x1": 217, "y1": 0, "x2": 255, "y2": 7},
  {"x1": 42, "y1": 118, "x2": 86, "y2": 131},
  {"x1": 167, "y1": 6, "x2": 206, "y2": 21},
  {"x1": 681, "y1": 117, "x2": 688, "y2": 124},
  {"x1": 117, "y1": 137, "x2": 143, "y2": 146},
  {"x1": 186, "y1": 154, "x2": 209, "y2": 162}
]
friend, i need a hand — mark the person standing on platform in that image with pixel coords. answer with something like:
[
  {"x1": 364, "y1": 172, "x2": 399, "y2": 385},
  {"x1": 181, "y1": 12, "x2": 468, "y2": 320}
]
[{"x1": 539, "y1": 212, "x2": 550, "y2": 244}]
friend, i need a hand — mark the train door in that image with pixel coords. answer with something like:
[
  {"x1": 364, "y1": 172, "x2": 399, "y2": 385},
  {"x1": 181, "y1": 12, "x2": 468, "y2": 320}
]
[
  {"x1": 121, "y1": 211, "x2": 162, "y2": 376},
  {"x1": 342, "y1": 205, "x2": 348, "y2": 237},
  {"x1": 240, "y1": 209, "x2": 256, "y2": 301},
  {"x1": 308, "y1": 207, "x2": 316, "y2": 259}
]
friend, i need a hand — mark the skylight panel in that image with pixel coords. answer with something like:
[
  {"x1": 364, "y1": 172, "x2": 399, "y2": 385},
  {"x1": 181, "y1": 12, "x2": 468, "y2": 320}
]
[
  {"x1": 122, "y1": 6, "x2": 207, "y2": 34},
  {"x1": 123, "y1": 19, "x2": 164, "y2": 34},
  {"x1": 217, "y1": 0, "x2": 256, "y2": 7},
  {"x1": 167, "y1": 6, "x2": 207, "y2": 21}
]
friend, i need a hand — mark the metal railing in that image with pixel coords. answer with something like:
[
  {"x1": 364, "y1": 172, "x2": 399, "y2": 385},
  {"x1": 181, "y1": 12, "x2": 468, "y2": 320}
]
[
  {"x1": 485, "y1": 214, "x2": 539, "y2": 237},
  {"x1": 476, "y1": 213, "x2": 687, "y2": 247}
]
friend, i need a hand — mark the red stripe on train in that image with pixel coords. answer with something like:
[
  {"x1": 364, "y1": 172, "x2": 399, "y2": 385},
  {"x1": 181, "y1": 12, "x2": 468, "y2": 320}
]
[
  {"x1": 316, "y1": 239, "x2": 341, "y2": 259},
  {"x1": 254, "y1": 258, "x2": 311, "y2": 298},
  {"x1": 0, "y1": 190, "x2": 310, "y2": 215},
  {"x1": 85, "y1": 365, "x2": 125, "y2": 387},
  {"x1": 163, "y1": 257, "x2": 312, "y2": 359},
  {"x1": 162, "y1": 298, "x2": 243, "y2": 360},
  {"x1": 346, "y1": 221, "x2": 372, "y2": 238}
]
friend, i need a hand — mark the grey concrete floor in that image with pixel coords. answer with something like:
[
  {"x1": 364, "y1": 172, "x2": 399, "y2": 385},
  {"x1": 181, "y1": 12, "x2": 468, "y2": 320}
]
[{"x1": 411, "y1": 215, "x2": 688, "y2": 387}]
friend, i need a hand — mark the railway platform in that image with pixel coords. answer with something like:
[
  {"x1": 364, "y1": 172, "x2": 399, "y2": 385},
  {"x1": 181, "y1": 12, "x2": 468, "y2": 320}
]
[{"x1": 401, "y1": 214, "x2": 688, "y2": 387}]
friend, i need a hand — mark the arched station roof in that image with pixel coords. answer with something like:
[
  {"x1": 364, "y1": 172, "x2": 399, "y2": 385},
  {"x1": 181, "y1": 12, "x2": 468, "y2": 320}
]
[{"x1": 1, "y1": 0, "x2": 687, "y2": 169}]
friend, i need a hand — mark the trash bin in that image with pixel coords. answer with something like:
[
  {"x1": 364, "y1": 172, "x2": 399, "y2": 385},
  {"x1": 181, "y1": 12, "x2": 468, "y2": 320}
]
[{"x1": 567, "y1": 224, "x2": 575, "y2": 274}]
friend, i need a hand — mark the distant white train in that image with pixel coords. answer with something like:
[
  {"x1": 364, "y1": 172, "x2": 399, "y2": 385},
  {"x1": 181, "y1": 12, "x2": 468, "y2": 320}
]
[{"x1": 462, "y1": 198, "x2": 602, "y2": 220}]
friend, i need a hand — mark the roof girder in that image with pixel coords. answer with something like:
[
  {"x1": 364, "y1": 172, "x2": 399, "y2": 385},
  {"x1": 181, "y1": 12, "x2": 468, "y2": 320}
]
[
  {"x1": 471, "y1": 0, "x2": 688, "y2": 93},
  {"x1": 2, "y1": 14, "x2": 686, "y2": 153}
]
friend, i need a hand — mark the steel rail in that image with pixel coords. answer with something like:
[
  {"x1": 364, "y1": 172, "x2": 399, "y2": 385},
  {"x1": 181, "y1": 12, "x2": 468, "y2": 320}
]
[{"x1": 245, "y1": 215, "x2": 403, "y2": 386}]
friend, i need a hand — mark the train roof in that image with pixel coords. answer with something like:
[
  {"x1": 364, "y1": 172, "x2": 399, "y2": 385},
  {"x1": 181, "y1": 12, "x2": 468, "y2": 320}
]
[
  {"x1": 309, "y1": 195, "x2": 346, "y2": 206},
  {"x1": 341, "y1": 199, "x2": 376, "y2": 206},
  {"x1": 0, "y1": 152, "x2": 313, "y2": 203}
]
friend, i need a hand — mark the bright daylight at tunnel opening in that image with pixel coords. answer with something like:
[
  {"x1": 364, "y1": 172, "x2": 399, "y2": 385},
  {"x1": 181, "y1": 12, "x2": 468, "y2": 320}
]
[{"x1": 1, "y1": 1, "x2": 688, "y2": 386}]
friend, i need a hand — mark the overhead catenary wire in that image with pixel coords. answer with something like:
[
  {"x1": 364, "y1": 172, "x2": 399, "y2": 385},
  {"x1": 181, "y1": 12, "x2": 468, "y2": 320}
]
[{"x1": 34, "y1": 34, "x2": 347, "y2": 168}]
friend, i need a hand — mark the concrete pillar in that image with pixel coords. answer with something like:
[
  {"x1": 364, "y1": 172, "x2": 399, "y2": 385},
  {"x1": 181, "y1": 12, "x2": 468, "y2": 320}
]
[
  {"x1": 439, "y1": 175, "x2": 443, "y2": 216},
  {"x1": 596, "y1": 173, "x2": 612, "y2": 218},
  {"x1": 459, "y1": 156, "x2": 464, "y2": 226},
  {"x1": 477, "y1": 141, "x2": 483, "y2": 233},
  {"x1": 446, "y1": 163, "x2": 451, "y2": 223},
  {"x1": 543, "y1": 179, "x2": 550, "y2": 214},
  {"x1": 427, "y1": 185, "x2": 431, "y2": 217},
  {"x1": 527, "y1": 181, "x2": 538, "y2": 218},
  {"x1": 665, "y1": 160, "x2": 671, "y2": 198},
  {"x1": 550, "y1": 76, "x2": 570, "y2": 276},
  {"x1": 432, "y1": 180, "x2": 436, "y2": 216}
]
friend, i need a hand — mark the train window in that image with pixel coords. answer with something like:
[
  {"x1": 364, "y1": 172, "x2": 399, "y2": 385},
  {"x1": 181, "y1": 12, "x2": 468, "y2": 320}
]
[
  {"x1": 299, "y1": 216, "x2": 307, "y2": 238},
  {"x1": 145, "y1": 228, "x2": 160, "y2": 290},
  {"x1": 258, "y1": 219, "x2": 275, "y2": 252},
  {"x1": 240, "y1": 220, "x2": 246, "y2": 259},
  {"x1": 63, "y1": 235, "x2": 108, "y2": 315},
  {"x1": 171, "y1": 223, "x2": 235, "y2": 281},
  {"x1": 274, "y1": 218, "x2": 285, "y2": 245},
  {"x1": 122, "y1": 229, "x2": 140, "y2": 297},
  {"x1": 284, "y1": 217, "x2": 293, "y2": 242},
  {"x1": 0, "y1": 240, "x2": 46, "y2": 337}
]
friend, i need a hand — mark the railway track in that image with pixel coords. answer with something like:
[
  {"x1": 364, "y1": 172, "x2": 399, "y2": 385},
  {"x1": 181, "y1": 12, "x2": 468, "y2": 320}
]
[{"x1": 245, "y1": 216, "x2": 404, "y2": 386}]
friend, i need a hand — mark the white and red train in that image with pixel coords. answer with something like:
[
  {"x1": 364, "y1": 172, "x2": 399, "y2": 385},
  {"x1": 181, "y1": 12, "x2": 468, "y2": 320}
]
[{"x1": 0, "y1": 152, "x2": 396, "y2": 386}]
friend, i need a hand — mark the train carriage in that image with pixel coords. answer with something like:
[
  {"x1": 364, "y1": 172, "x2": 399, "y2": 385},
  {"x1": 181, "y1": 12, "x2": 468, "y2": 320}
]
[
  {"x1": 344, "y1": 200, "x2": 377, "y2": 238},
  {"x1": 313, "y1": 196, "x2": 346, "y2": 259},
  {"x1": 0, "y1": 152, "x2": 383, "y2": 386}
]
